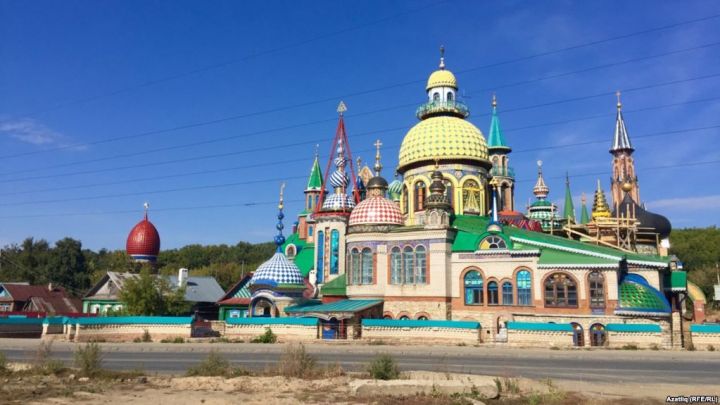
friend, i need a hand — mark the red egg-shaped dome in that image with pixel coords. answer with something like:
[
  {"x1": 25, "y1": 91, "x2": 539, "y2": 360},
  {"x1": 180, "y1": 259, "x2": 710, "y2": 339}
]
[{"x1": 126, "y1": 215, "x2": 160, "y2": 262}]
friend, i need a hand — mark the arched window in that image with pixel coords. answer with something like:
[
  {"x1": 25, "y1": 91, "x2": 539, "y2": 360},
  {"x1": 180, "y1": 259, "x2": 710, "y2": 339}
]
[
  {"x1": 479, "y1": 235, "x2": 507, "y2": 250},
  {"x1": 544, "y1": 273, "x2": 578, "y2": 307},
  {"x1": 399, "y1": 315, "x2": 410, "y2": 320},
  {"x1": 286, "y1": 245, "x2": 296, "y2": 258},
  {"x1": 330, "y1": 230, "x2": 339, "y2": 275},
  {"x1": 516, "y1": 270, "x2": 532, "y2": 305},
  {"x1": 462, "y1": 180, "x2": 481, "y2": 214},
  {"x1": 464, "y1": 271, "x2": 483, "y2": 305},
  {"x1": 308, "y1": 226, "x2": 313, "y2": 236},
  {"x1": 317, "y1": 231, "x2": 325, "y2": 280},
  {"x1": 447, "y1": 92, "x2": 453, "y2": 101},
  {"x1": 444, "y1": 179, "x2": 454, "y2": 210},
  {"x1": 433, "y1": 92, "x2": 440, "y2": 101},
  {"x1": 390, "y1": 247, "x2": 402, "y2": 284},
  {"x1": 502, "y1": 281, "x2": 513, "y2": 305},
  {"x1": 403, "y1": 246, "x2": 414, "y2": 284},
  {"x1": 415, "y1": 245, "x2": 427, "y2": 284},
  {"x1": 414, "y1": 181, "x2": 426, "y2": 211},
  {"x1": 402, "y1": 185, "x2": 409, "y2": 214},
  {"x1": 488, "y1": 281, "x2": 499, "y2": 305},
  {"x1": 361, "y1": 248, "x2": 373, "y2": 284},
  {"x1": 350, "y1": 248, "x2": 360, "y2": 285},
  {"x1": 588, "y1": 272, "x2": 605, "y2": 308},
  {"x1": 417, "y1": 315, "x2": 429, "y2": 320}
]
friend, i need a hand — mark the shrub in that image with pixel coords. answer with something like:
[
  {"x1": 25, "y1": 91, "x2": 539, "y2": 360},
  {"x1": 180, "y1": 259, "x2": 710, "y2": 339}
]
[
  {"x1": 186, "y1": 350, "x2": 249, "y2": 377},
  {"x1": 0, "y1": 352, "x2": 7, "y2": 374},
  {"x1": 142, "y1": 330, "x2": 152, "y2": 342},
  {"x1": 649, "y1": 344, "x2": 660, "y2": 351},
  {"x1": 34, "y1": 340, "x2": 53, "y2": 368},
  {"x1": 160, "y1": 337, "x2": 185, "y2": 343},
  {"x1": 251, "y1": 328, "x2": 277, "y2": 344},
  {"x1": 277, "y1": 343, "x2": 316, "y2": 378},
  {"x1": 367, "y1": 353, "x2": 399, "y2": 380},
  {"x1": 44, "y1": 359, "x2": 65, "y2": 375},
  {"x1": 75, "y1": 342, "x2": 103, "y2": 377},
  {"x1": 686, "y1": 342, "x2": 696, "y2": 351},
  {"x1": 708, "y1": 345, "x2": 715, "y2": 352},
  {"x1": 621, "y1": 344, "x2": 638, "y2": 350}
]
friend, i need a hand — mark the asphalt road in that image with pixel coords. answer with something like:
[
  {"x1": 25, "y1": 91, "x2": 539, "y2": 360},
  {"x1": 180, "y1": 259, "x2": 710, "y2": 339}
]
[{"x1": 2, "y1": 339, "x2": 719, "y2": 385}]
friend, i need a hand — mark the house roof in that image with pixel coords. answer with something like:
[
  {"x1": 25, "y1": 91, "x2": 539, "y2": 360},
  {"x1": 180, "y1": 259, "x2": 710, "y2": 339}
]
[
  {"x1": 320, "y1": 274, "x2": 347, "y2": 296},
  {"x1": 0, "y1": 283, "x2": 71, "y2": 302},
  {"x1": 26, "y1": 296, "x2": 82, "y2": 313},
  {"x1": 217, "y1": 273, "x2": 253, "y2": 306},
  {"x1": 84, "y1": 271, "x2": 224, "y2": 303},
  {"x1": 285, "y1": 299, "x2": 382, "y2": 314}
]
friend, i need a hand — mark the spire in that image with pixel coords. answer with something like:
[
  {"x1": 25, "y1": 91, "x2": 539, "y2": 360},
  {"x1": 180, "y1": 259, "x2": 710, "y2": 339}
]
[
  {"x1": 533, "y1": 160, "x2": 549, "y2": 199},
  {"x1": 580, "y1": 193, "x2": 590, "y2": 224},
  {"x1": 373, "y1": 139, "x2": 383, "y2": 176},
  {"x1": 439, "y1": 45, "x2": 445, "y2": 70},
  {"x1": 274, "y1": 183, "x2": 286, "y2": 253},
  {"x1": 319, "y1": 102, "x2": 357, "y2": 212},
  {"x1": 563, "y1": 173, "x2": 575, "y2": 222},
  {"x1": 143, "y1": 201, "x2": 149, "y2": 220},
  {"x1": 306, "y1": 147, "x2": 323, "y2": 191},
  {"x1": 487, "y1": 93, "x2": 510, "y2": 152},
  {"x1": 592, "y1": 179, "x2": 611, "y2": 219},
  {"x1": 611, "y1": 91, "x2": 634, "y2": 153}
]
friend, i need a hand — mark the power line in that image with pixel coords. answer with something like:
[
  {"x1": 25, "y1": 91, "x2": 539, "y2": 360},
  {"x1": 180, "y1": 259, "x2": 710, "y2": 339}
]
[
  {"x1": 2, "y1": 13, "x2": 718, "y2": 160},
  {"x1": 2, "y1": 69, "x2": 719, "y2": 183},
  {"x1": 6, "y1": 1, "x2": 447, "y2": 119}
]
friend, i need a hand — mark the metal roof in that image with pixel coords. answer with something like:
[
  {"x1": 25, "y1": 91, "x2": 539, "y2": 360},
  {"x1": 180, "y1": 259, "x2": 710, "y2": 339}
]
[{"x1": 285, "y1": 299, "x2": 382, "y2": 314}]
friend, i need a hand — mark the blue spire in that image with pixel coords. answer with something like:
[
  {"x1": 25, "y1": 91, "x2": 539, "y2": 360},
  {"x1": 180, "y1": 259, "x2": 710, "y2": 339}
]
[
  {"x1": 488, "y1": 94, "x2": 511, "y2": 152},
  {"x1": 274, "y1": 183, "x2": 286, "y2": 253}
]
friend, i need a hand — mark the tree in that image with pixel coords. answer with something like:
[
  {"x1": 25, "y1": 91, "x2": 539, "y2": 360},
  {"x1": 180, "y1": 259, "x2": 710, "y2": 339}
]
[
  {"x1": 48, "y1": 238, "x2": 91, "y2": 293},
  {"x1": 119, "y1": 268, "x2": 189, "y2": 316}
]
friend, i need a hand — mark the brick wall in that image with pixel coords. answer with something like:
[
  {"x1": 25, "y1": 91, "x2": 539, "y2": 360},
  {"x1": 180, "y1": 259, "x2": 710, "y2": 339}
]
[{"x1": 224, "y1": 323, "x2": 318, "y2": 341}]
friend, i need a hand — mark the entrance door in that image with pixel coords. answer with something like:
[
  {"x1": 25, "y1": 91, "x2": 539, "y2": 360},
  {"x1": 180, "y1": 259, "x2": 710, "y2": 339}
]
[
  {"x1": 571, "y1": 323, "x2": 584, "y2": 347},
  {"x1": 590, "y1": 324, "x2": 606, "y2": 346}
]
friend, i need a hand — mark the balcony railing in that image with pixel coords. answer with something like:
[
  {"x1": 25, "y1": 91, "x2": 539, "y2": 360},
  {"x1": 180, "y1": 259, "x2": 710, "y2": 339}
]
[
  {"x1": 490, "y1": 166, "x2": 515, "y2": 178},
  {"x1": 416, "y1": 100, "x2": 470, "y2": 119}
]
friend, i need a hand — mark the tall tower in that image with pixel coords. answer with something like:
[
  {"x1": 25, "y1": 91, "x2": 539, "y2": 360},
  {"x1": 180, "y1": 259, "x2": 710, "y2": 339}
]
[
  {"x1": 487, "y1": 94, "x2": 514, "y2": 212},
  {"x1": 297, "y1": 147, "x2": 324, "y2": 243},
  {"x1": 610, "y1": 92, "x2": 640, "y2": 206},
  {"x1": 563, "y1": 174, "x2": 576, "y2": 224},
  {"x1": 527, "y1": 161, "x2": 561, "y2": 232}
]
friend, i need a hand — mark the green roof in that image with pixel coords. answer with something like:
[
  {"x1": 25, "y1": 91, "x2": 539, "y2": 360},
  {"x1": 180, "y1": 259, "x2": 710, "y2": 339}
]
[
  {"x1": 563, "y1": 178, "x2": 575, "y2": 222},
  {"x1": 580, "y1": 200, "x2": 590, "y2": 224},
  {"x1": 282, "y1": 232, "x2": 314, "y2": 277},
  {"x1": 617, "y1": 276, "x2": 671, "y2": 315},
  {"x1": 285, "y1": 299, "x2": 383, "y2": 314},
  {"x1": 487, "y1": 106, "x2": 510, "y2": 150},
  {"x1": 538, "y1": 249, "x2": 617, "y2": 266},
  {"x1": 306, "y1": 156, "x2": 323, "y2": 190},
  {"x1": 669, "y1": 271, "x2": 687, "y2": 291},
  {"x1": 321, "y1": 274, "x2": 346, "y2": 296},
  {"x1": 530, "y1": 199, "x2": 553, "y2": 207}
]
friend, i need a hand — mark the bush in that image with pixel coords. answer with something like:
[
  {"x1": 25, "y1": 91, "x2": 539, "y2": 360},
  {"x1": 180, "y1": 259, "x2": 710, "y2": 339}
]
[
  {"x1": 708, "y1": 345, "x2": 715, "y2": 352},
  {"x1": 277, "y1": 343, "x2": 316, "y2": 378},
  {"x1": 44, "y1": 359, "x2": 65, "y2": 375},
  {"x1": 686, "y1": 342, "x2": 696, "y2": 351},
  {"x1": 649, "y1": 344, "x2": 660, "y2": 351},
  {"x1": 142, "y1": 330, "x2": 152, "y2": 342},
  {"x1": 186, "y1": 350, "x2": 249, "y2": 377},
  {"x1": 367, "y1": 353, "x2": 399, "y2": 380},
  {"x1": 621, "y1": 344, "x2": 639, "y2": 350},
  {"x1": 160, "y1": 337, "x2": 185, "y2": 343},
  {"x1": 75, "y1": 342, "x2": 103, "y2": 377},
  {"x1": 251, "y1": 328, "x2": 277, "y2": 344},
  {"x1": 0, "y1": 352, "x2": 7, "y2": 374},
  {"x1": 34, "y1": 340, "x2": 53, "y2": 368}
]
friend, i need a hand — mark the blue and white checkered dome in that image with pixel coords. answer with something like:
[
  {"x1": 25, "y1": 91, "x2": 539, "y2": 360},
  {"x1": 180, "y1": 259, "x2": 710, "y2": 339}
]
[
  {"x1": 322, "y1": 193, "x2": 355, "y2": 210},
  {"x1": 249, "y1": 252, "x2": 305, "y2": 287}
]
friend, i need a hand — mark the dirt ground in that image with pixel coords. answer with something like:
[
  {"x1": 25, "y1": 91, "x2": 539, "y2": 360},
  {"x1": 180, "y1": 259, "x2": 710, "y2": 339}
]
[{"x1": 4, "y1": 371, "x2": 718, "y2": 405}]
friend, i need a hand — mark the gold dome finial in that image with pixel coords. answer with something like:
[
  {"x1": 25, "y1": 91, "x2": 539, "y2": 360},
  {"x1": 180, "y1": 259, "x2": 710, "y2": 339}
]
[
  {"x1": 439, "y1": 45, "x2": 445, "y2": 69},
  {"x1": 616, "y1": 90, "x2": 622, "y2": 110},
  {"x1": 622, "y1": 181, "x2": 633, "y2": 192}
]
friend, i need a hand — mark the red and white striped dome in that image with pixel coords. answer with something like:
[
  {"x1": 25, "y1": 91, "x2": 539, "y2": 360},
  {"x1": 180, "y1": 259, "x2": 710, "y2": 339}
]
[{"x1": 349, "y1": 196, "x2": 403, "y2": 226}]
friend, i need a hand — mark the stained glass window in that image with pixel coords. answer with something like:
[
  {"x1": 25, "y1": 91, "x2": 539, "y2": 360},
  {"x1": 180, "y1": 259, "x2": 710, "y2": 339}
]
[
  {"x1": 516, "y1": 270, "x2": 532, "y2": 305},
  {"x1": 330, "y1": 230, "x2": 339, "y2": 275},
  {"x1": 464, "y1": 271, "x2": 483, "y2": 305}
]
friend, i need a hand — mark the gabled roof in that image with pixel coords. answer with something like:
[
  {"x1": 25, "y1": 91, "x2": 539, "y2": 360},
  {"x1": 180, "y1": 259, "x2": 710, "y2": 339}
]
[
  {"x1": 84, "y1": 271, "x2": 225, "y2": 303},
  {"x1": 321, "y1": 274, "x2": 346, "y2": 296},
  {"x1": 25, "y1": 296, "x2": 82, "y2": 313},
  {"x1": 0, "y1": 283, "x2": 69, "y2": 302},
  {"x1": 217, "y1": 273, "x2": 253, "y2": 306}
]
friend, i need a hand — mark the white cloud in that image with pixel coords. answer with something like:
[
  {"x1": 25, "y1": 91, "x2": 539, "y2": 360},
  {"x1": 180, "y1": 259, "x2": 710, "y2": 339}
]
[
  {"x1": 646, "y1": 195, "x2": 720, "y2": 211},
  {"x1": 0, "y1": 118, "x2": 63, "y2": 145}
]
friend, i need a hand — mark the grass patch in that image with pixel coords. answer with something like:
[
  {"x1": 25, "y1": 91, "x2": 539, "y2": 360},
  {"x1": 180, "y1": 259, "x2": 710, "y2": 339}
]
[
  {"x1": 160, "y1": 337, "x2": 186, "y2": 343},
  {"x1": 649, "y1": 343, "x2": 659, "y2": 351},
  {"x1": 621, "y1": 344, "x2": 639, "y2": 350},
  {"x1": 186, "y1": 350, "x2": 249, "y2": 377},
  {"x1": 367, "y1": 353, "x2": 399, "y2": 380},
  {"x1": 276, "y1": 343, "x2": 316, "y2": 378},
  {"x1": 0, "y1": 352, "x2": 7, "y2": 374},
  {"x1": 368, "y1": 339, "x2": 387, "y2": 346},
  {"x1": 251, "y1": 328, "x2": 277, "y2": 344},
  {"x1": 210, "y1": 337, "x2": 244, "y2": 343},
  {"x1": 75, "y1": 342, "x2": 103, "y2": 377}
]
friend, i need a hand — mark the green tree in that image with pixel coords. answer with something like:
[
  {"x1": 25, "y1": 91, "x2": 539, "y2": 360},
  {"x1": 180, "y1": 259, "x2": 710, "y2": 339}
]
[{"x1": 119, "y1": 268, "x2": 188, "y2": 316}]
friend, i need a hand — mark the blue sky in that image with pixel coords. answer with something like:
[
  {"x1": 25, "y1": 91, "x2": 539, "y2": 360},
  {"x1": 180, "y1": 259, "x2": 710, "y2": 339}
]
[{"x1": 1, "y1": 1, "x2": 719, "y2": 251}]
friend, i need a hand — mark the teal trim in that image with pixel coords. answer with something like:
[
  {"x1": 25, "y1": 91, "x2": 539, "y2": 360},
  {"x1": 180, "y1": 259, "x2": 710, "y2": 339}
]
[
  {"x1": 75, "y1": 316, "x2": 192, "y2": 325},
  {"x1": 362, "y1": 319, "x2": 480, "y2": 329},
  {"x1": 0, "y1": 317, "x2": 44, "y2": 325},
  {"x1": 507, "y1": 322, "x2": 573, "y2": 332},
  {"x1": 42, "y1": 317, "x2": 69, "y2": 325},
  {"x1": 690, "y1": 324, "x2": 720, "y2": 334},
  {"x1": 226, "y1": 317, "x2": 318, "y2": 326},
  {"x1": 606, "y1": 323, "x2": 661, "y2": 333},
  {"x1": 285, "y1": 299, "x2": 383, "y2": 313}
]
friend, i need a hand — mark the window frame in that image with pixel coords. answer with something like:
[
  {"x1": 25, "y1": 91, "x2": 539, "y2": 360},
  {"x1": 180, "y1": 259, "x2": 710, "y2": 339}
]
[
  {"x1": 544, "y1": 273, "x2": 579, "y2": 308},
  {"x1": 487, "y1": 280, "x2": 499, "y2": 305},
  {"x1": 588, "y1": 271, "x2": 605, "y2": 309},
  {"x1": 463, "y1": 270, "x2": 484, "y2": 305},
  {"x1": 502, "y1": 281, "x2": 513, "y2": 305},
  {"x1": 516, "y1": 269, "x2": 532, "y2": 306}
]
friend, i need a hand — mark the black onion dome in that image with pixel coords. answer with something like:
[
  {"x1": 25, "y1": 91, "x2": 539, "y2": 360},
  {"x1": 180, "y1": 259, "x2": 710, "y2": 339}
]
[
  {"x1": 366, "y1": 176, "x2": 388, "y2": 190},
  {"x1": 613, "y1": 193, "x2": 671, "y2": 239}
]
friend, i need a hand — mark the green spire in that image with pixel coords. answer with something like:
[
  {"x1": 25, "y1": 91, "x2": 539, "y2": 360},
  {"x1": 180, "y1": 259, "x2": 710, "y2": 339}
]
[
  {"x1": 306, "y1": 149, "x2": 323, "y2": 191},
  {"x1": 487, "y1": 94, "x2": 511, "y2": 152},
  {"x1": 563, "y1": 173, "x2": 575, "y2": 223},
  {"x1": 580, "y1": 193, "x2": 590, "y2": 224}
]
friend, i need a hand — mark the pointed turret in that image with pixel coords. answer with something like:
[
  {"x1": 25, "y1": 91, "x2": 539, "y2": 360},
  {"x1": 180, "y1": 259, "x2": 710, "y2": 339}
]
[
  {"x1": 306, "y1": 148, "x2": 323, "y2": 191},
  {"x1": 580, "y1": 193, "x2": 590, "y2": 225},
  {"x1": 592, "y1": 179, "x2": 611, "y2": 220},
  {"x1": 610, "y1": 92, "x2": 640, "y2": 206},
  {"x1": 487, "y1": 94, "x2": 514, "y2": 211},
  {"x1": 610, "y1": 92, "x2": 633, "y2": 153},
  {"x1": 527, "y1": 160, "x2": 561, "y2": 232},
  {"x1": 319, "y1": 102, "x2": 357, "y2": 212},
  {"x1": 488, "y1": 94, "x2": 511, "y2": 153},
  {"x1": 563, "y1": 174, "x2": 575, "y2": 223},
  {"x1": 533, "y1": 160, "x2": 549, "y2": 199}
]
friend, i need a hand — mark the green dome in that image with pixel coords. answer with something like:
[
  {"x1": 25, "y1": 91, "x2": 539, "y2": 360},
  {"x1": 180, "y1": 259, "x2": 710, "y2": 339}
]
[{"x1": 616, "y1": 274, "x2": 671, "y2": 316}]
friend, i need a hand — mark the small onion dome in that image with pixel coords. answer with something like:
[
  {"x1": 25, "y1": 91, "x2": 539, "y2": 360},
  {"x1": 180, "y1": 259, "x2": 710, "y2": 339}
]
[
  {"x1": 249, "y1": 252, "x2": 305, "y2": 288},
  {"x1": 427, "y1": 69, "x2": 457, "y2": 90},
  {"x1": 349, "y1": 195, "x2": 403, "y2": 226},
  {"x1": 613, "y1": 193, "x2": 671, "y2": 239},
  {"x1": 126, "y1": 215, "x2": 161, "y2": 262},
  {"x1": 388, "y1": 178, "x2": 402, "y2": 200},
  {"x1": 615, "y1": 274, "x2": 671, "y2": 317},
  {"x1": 366, "y1": 176, "x2": 388, "y2": 190}
]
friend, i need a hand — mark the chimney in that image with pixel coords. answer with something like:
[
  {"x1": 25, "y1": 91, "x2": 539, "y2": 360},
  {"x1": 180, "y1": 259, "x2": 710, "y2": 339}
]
[{"x1": 178, "y1": 268, "x2": 189, "y2": 288}]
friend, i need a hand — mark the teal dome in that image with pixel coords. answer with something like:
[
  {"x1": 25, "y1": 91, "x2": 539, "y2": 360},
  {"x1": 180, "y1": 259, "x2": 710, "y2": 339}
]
[{"x1": 615, "y1": 274, "x2": 671, "y2": 316}]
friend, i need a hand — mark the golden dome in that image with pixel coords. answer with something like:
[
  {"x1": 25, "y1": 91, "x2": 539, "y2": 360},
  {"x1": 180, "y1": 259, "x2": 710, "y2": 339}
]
[
  {"x1": 398, "y1": 116, "x2": 489, "y2": 171},
  {"x1": 426, "y1": 69, "x2": 457, "y2": 90}
]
